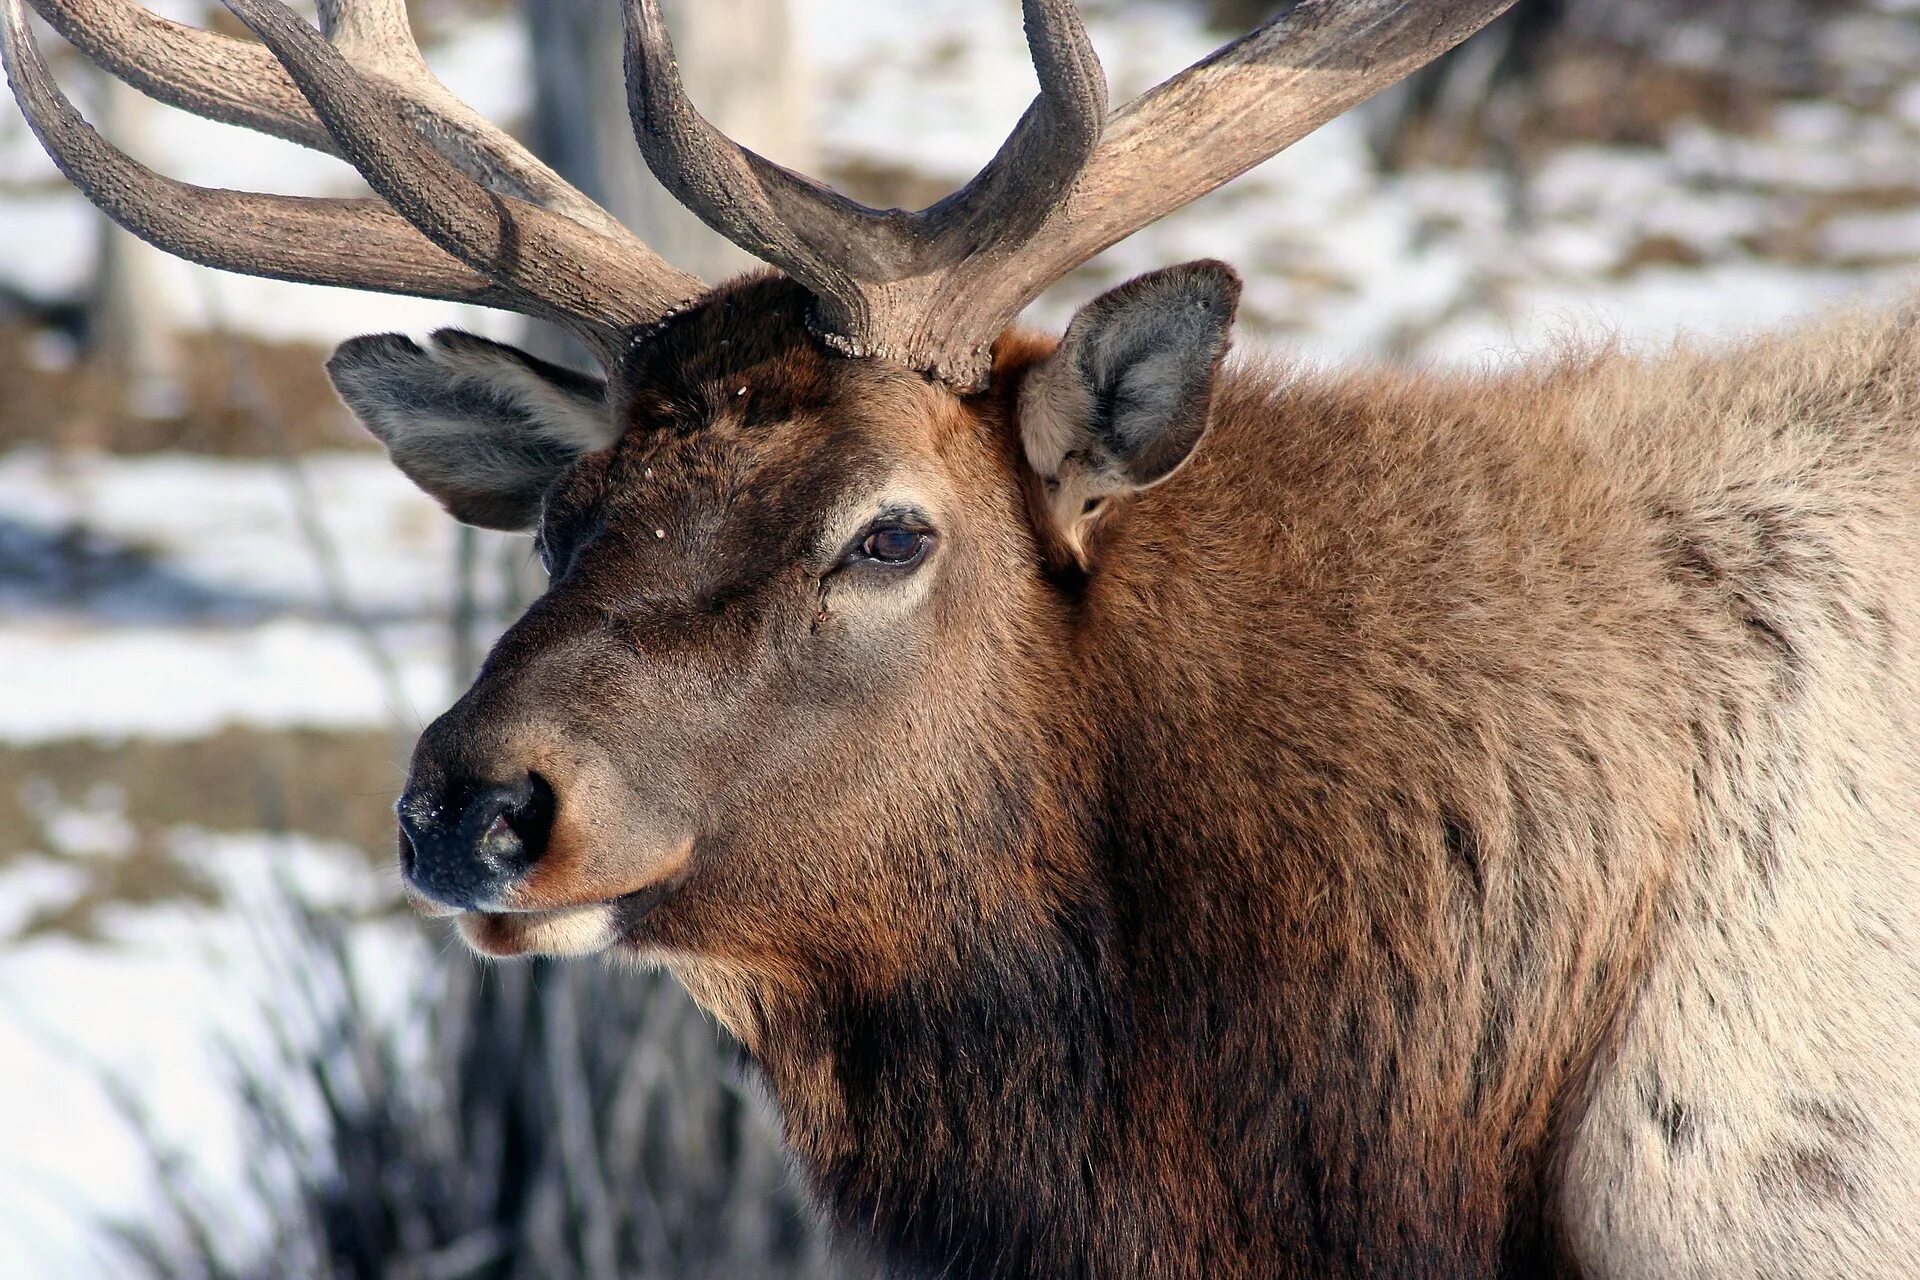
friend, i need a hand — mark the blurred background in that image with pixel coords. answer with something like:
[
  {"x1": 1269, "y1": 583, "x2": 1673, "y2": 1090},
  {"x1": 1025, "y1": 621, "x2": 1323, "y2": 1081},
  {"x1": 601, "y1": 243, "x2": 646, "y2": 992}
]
[{"x1": 2, "y1": 0, "x2": 1919, "y2": 1274}]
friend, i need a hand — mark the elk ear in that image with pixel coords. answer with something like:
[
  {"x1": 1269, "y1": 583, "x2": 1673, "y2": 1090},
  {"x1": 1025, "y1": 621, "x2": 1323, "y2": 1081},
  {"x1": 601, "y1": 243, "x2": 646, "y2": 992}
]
[
  {"x1": 327, "y1": 330, "x2": 614, "y2": 531},
  {"x1": 1018, "y1": 260, "x2": 1240, "y2": 566}
]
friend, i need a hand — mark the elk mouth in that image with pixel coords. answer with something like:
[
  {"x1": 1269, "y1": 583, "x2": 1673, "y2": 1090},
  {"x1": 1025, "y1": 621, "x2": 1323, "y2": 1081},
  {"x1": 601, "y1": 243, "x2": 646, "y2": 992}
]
[
  {"x1": 455, "y1": 901, "x2": 617, "y2": 958},
  {"x1": 430, "y1": 877, "x2": 681, "y2": 959},
  {"x1": 449, "y1": 883, "x2": 673, "y2": 958},
  {"x1": 403, "y1": 832, "x2": 693, "y2": 958}
]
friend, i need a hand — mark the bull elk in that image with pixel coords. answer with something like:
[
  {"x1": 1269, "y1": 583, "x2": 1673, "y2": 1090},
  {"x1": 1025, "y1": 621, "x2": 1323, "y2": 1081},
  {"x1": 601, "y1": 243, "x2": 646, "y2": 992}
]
[{"x1": 10, "y1": 0, "x2": 1920, "y2": 1274}]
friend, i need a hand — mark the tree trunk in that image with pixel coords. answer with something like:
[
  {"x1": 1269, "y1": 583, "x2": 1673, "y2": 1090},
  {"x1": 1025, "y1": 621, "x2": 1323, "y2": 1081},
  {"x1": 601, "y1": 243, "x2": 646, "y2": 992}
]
[
  {"x1": 91, "y1": 74, "x2": 185, "y2": 422},
  {"x1": 524, "y1": 0, "x2": 811, "y2": 282}
]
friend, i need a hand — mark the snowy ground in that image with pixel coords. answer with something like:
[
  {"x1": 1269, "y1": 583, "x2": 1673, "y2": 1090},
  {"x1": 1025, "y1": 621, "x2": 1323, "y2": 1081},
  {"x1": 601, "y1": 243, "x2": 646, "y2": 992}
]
[
  {"x1": 0, "y1": 448, "x2": 492, "y2": 1269},
  {"x1": 0, "y1": 450, "x2": 470, "y2": 741},
  {"x1": 0, "y1": 830, "x2": 423, "y2": 1275},
  {"x1": 5, "y1": 0, "x2": 1920, "y2": 1273}
]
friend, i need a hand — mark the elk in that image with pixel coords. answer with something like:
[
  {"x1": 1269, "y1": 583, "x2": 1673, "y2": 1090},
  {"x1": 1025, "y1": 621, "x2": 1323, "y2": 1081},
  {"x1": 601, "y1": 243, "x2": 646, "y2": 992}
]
[{"x1": 9, "y1": 0, "x2": 1920, "y2": 1274}]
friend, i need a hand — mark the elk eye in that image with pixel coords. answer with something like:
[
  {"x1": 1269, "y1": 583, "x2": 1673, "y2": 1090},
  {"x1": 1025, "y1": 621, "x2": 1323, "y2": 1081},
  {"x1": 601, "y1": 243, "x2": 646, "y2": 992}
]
[{"x1": 859, "y1": 525, "x2": 928, "y2": 566}]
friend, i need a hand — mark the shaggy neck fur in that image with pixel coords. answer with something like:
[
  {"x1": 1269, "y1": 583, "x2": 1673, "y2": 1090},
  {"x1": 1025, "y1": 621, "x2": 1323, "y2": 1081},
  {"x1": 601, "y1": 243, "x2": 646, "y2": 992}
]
[{"x1": 721, "y1": 309, "x2": 1920, "y2": 1278}]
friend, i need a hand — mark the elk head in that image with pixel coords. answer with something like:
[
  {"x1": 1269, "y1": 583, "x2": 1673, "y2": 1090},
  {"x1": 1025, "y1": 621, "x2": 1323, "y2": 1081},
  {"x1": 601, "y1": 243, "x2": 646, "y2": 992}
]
[
  {"x1": 322, "y1": 257, "x2": 1246, "y2": 986},
  {"x1": 3, "y1": 0, "x2": 1513, "y2": 1009}
]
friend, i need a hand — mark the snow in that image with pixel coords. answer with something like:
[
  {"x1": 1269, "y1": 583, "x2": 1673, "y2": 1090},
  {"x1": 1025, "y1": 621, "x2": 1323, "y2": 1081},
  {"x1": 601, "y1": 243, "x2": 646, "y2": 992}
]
[
  {"x1": 0, "y1": 854, "x2": 90, "y2": 939},
  {"x1": 0, "y1": 451, "x2": 467, "y2": 1269},
  {"x1": 0, "y1": 448, "x2": 494, "y2": 740},
  {"x1": 0, "y1": 620, "x2": 449, "y2": 741},
  {"x1": 0, "y1": 12, "x2": 532, "y2": 344},
  {"x1": 1423, "y1": 261, "x2": 1911, "y2": 370},
  {"x1": 0, "y1": 195, "x2": 94, "y2": 299},
  {"x1": 1822, "y1": 207, "x2": 1920, "y2": 263},
  {"x1": 0, "y1": 826, "x2": 424, "y2": 1277},
  {"x1": 0, "y1": 450, "x2": 452, "y2": 613},
  {"x1": 796, "y1": 0, "x2": 1920, "y2": 361}
]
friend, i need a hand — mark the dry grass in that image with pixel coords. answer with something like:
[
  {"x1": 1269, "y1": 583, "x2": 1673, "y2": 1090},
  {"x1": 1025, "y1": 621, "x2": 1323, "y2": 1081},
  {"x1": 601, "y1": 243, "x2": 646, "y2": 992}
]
[
  {"x1": 0, "y1": 322, "x2": 371, "y2": 456},
  {"x1": 100, "y1": 890, "x2": 868, "y2": 1280},
  {"x1": 0, "y1": 726, "x2": 409, "y2": 939}
]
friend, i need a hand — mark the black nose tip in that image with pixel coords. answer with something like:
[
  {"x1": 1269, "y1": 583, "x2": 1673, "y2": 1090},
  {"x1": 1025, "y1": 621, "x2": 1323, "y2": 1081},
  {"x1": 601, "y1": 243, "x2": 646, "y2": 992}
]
[{"x1": 397, "y1": 771, "x2": 555, "y2": 910}]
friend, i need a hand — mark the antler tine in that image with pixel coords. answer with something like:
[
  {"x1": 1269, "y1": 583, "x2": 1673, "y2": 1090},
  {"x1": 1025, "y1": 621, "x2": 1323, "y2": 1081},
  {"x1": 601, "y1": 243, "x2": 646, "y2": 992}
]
[
  {"x1": 0, "y1": 0, "x2": 515, "y2": 307},
  {"x1": 27, "y1": 0, "x2": 628, "y2": 236},
  {"x1": 27, "y1": 0, "x2": 333, "y2": 151},
  {"x1": 622, "y1": 0, "x2": 1105, "y2": 379},
  {"x1": 621, "y1": 0, "x2": 910, "y2": 288},
  {"x1": 315, "y1": 0, "x2": 411, "y2": 62},
  {"x1": 915, "y1": 0, "x2": 1519, "y2": 380},
  {"x1": 311, "y1": 0, "x2": 628, "y2": 234},
  {"x1": 913, "y1": 0, "x2": 1107, "y2": 256},
  {"x1": 6, "y1": 0, "x2": 706, "y2": 360},
  {"x1": 219, "y1": 0, "x2": 702, "y2": 349},
  {"x1": 628, "y1": 0, "x2": 1514, "y2": 389},
  {"x1": 16, "y1": 0, "x2": 1516, "y2": 387}
]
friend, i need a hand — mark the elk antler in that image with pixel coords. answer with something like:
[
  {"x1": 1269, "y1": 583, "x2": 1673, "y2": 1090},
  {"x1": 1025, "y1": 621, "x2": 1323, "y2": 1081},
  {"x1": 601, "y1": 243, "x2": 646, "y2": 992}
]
[
  {"x1": 4, "y1": 0, "x2": 1514, "y2": 384},
  {"x1": 624, "y1": 0, "x2": 1516, "y2": 389},
  {"x1": 1, "y1": 0, "x2": 702, "y2": 362},
  {"x1": 624, "y1": 0, "x2": 1105, "y2": 377}
]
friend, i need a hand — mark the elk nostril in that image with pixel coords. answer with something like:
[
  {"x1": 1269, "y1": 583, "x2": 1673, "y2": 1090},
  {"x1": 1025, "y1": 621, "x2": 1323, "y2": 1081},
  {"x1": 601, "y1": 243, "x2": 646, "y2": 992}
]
[
  {"x1": 476, "y1": 810, "x2": 520, "y2": 868},
  {"x1": 463, "y1": 770, "x2": 554, "y2": 874},
  {"x1": 506, "y1": 771, "x2": 556, "y2": 862},
  {"x1": 395, "y1": 769, "x2": 556, "y2": 910}
]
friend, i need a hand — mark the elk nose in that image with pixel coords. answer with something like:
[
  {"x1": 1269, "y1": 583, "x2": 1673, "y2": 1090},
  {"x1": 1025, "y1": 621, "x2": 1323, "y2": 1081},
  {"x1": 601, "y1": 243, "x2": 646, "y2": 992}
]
[{"x1": 396, "y1": 771, "x2": 555, "y2": 911}]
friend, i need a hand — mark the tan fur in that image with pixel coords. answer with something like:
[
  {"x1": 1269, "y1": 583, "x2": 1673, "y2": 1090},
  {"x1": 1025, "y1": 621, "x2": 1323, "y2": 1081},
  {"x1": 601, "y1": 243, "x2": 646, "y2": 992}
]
[
  {"x1": 379, "y1": 276, "x2": 1920, "y2": 1278},
  {"x1": 1537, "y1": 323, "x2": 1920, "y2": 1276},
  {"x1": 1017, "y1": 336, "x2": 1116, "y2": 566},
  {"x1": 1177, "y1": 312, "x2": 1920, "y2": 1274}
]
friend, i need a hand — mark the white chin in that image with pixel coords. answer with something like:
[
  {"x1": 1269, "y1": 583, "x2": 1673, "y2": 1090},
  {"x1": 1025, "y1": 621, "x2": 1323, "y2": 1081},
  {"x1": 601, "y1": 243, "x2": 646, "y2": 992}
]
[{"x1": 455, "y1": 902, "x2": 618, "y2": 958}]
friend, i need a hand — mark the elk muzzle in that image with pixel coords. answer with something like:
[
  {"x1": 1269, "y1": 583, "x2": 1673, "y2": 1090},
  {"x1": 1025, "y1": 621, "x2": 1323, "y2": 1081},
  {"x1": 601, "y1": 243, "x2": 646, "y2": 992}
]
[{"x1": 393, "y1": 668, "x2": 700, "y2": 960}]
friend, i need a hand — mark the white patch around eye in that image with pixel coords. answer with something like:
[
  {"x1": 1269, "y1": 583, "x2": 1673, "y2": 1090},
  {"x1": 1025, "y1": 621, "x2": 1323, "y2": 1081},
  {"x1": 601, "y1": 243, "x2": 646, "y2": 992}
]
[
  {"x1": 812, "y1": 481, "x2": 942, "y2": 567},
  {"x1": 811, "y1": 482, "x2": 945, "y2": 618}
]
